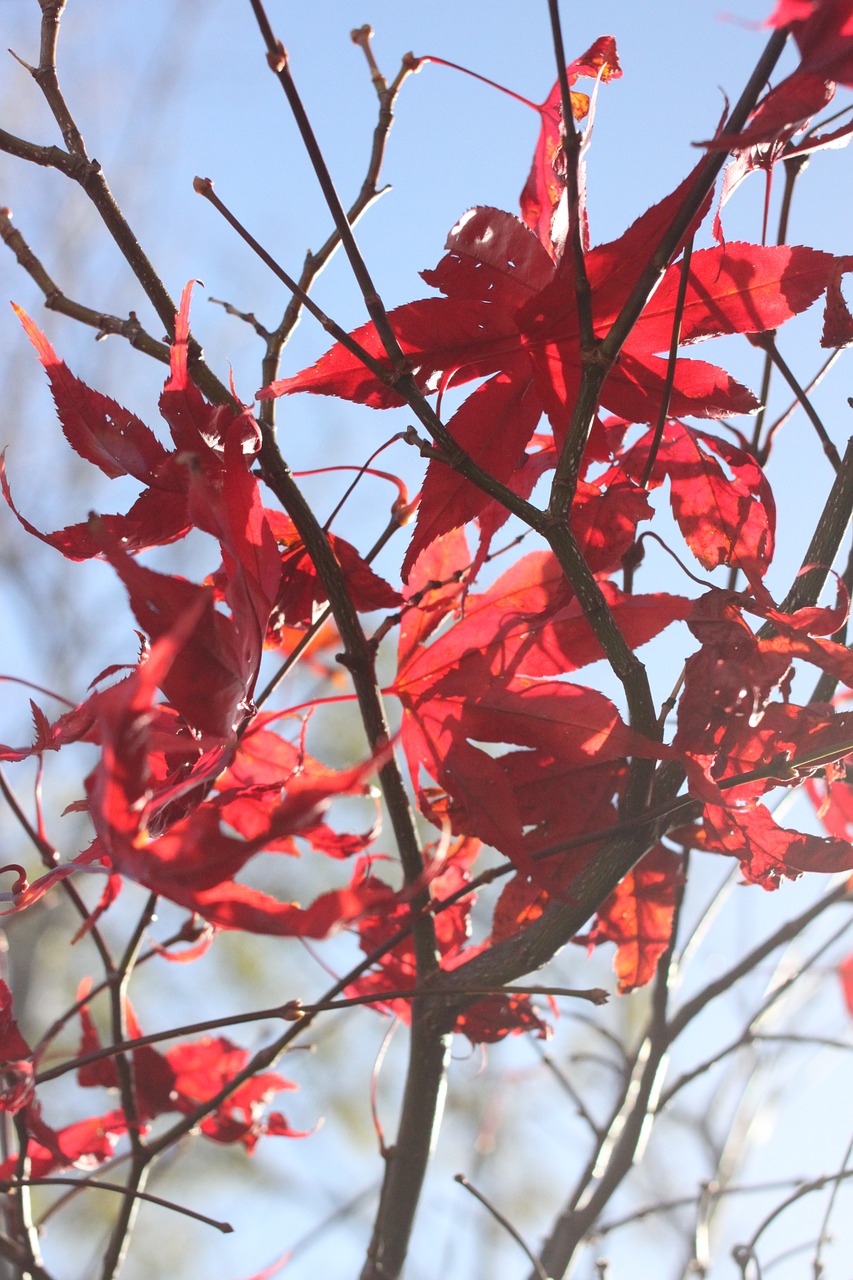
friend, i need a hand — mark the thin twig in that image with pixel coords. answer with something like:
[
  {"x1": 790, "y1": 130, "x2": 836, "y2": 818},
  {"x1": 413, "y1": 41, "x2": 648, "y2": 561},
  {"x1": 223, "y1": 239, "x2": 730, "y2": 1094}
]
[
  {"x1": 668, "y1": 882, "x2": 851, "y2": 1041},
  {"x1": 736, "y1": 1168, "x2": 853, "y2": 1265},
  {"x1": 193, "y1": 178, "x2": 393, "y2": 387},
  {"x1": 749, "y1": 332, "x2": 841, "y2": 471},
  {"x1": 455, "y1": 1173, "x2": 552, "y2": 1280},
  {"x1": 14, "y1": 1177, "x2": 232, "y2": 1234},
  {"x1": 0, "y1": 209, "x2": 170, "y2": 362}
]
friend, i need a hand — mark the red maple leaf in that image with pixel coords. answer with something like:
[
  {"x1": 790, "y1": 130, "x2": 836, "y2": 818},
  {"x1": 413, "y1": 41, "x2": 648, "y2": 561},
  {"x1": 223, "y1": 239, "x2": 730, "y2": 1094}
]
[
  {"x1": 0, "y1": 1108, "x2": 132, "y2": 1181},
  {"x1": 262, "y1": 182, "x2": 835, "y2": 577},
  {"x1": 76, "y1": 992, "x2": 306, "y2": 1151},
  {"x1": 393, "y1": 539, "x2": 679, "y2": 871},
  {"x1": 4, "y1": 287, "x2": 265, "y2": 559},
  {"x1": 621, "y1": 419, "x2": 776, "y2": 586},
  {"x1": 4, "y1": 286, "x2": 283, "y2": 743},
  {"x1": 262, "y1": 510, "x2": 401, "y2": 629},
  {"x1": 703, "y1": 800, "x2": 853, "y2": 887}
]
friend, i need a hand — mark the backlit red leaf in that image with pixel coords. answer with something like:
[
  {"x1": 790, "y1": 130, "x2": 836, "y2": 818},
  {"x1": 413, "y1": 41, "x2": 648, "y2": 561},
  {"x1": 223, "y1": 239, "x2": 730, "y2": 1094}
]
[
  {"x1": 591, "y1": 845, "x2": 682, "y2": 992},
  {"x1": 623, "y1": 420, "x2": 776, "y2": 583}
]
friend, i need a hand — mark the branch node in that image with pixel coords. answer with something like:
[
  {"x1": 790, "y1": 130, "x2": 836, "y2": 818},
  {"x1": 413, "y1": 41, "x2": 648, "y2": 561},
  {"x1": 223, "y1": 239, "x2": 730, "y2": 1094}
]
[
  {"x1": 579, "y1": 342, "x2": 611, "y2": 368},
  {"x1": 266, "y1": 41, "x2": 288, "y2": 75}
]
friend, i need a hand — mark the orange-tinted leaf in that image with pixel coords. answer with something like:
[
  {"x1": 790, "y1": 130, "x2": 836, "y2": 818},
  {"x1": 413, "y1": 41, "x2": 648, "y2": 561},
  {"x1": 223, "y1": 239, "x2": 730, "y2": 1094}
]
[
  {"x1": 520, "y1": 38, "x2": 622, "y2": 255},
  {"x1": 592, "y1": 846, "x2": 682, "y2": 992},
  {"x1": 839, "y1": 950, "x2": 853, "y2": 1017}
]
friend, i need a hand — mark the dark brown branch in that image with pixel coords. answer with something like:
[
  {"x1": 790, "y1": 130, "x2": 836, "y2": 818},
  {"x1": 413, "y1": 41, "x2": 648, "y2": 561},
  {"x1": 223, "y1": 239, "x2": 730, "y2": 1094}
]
[
  {"x1": 760, "y1": 347, "x2": 843, "y2": 463},
  {"x1": 640, "y1": 236, "x2": 694, "y2": 489},
  {"x1": 259, "y1": 27, "x2": 412, "y2": 382},
  {"x1": 247, "y1": 5, "x2": 410, "y2": 377},
  {"x1": 747, "y1": 154, "x2": 809, "y2": 464},
  {"x1": 604, "y1": 30, "x2": 790, "y2": 360},
  {"x1": 98, "y1": 895, "x2": 159, "y2": 1280},
  {"x1": 245, "y1": 0, "x2": 542, "y2": 534}
]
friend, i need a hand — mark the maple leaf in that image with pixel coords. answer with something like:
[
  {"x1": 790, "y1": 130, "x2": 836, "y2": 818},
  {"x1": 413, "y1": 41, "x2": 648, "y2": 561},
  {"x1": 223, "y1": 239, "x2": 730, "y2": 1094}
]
[
  {"x1": 75, "y1": 991, "x2": 307, "y2": 1148},
  {"x1": 0, "y1": 981, "x2": 31, "y2": 1064},
  {"x1": 701, "y1": 22, "x2": 853, "y2": 244},
  {"x1": 4, "y1": 288, "x2": 283, "y2": 745},
  {"x1": 671, "y1": 584, "x2": 853, "y2": 882},
  {"x1": 4, "y1": 287, "x2": 266, "y2": 559},
  {"x1": 398, "y1": 548, "x2": 691, "y2": 686},
  {"x1": 262, "y1": 183, "x2": 835, "y2": 577},
  {"x1": 621, "y1": 419, "x2": 776, "y2": 586},
  {"x1": 705, "y1": 70, "x2": 845, "y2": 243},
  {"x1": 393, "y1": 545, "x2": 678, "y2": 870},
  {"x1": 6, "y1": 623, "x2": 396, "y2": 937},
  {"x1": 167, "y1": 1036, "x2": 306, "y2": 1150},
  {"x1": 347, "y1": 840, "x2": 480, "y2": 1023},
  {"x1": 806, "y1": 736, "x2": 853, "y2": 843},
  {"x1": 263, "y1": 510, "x2": 401, "y2": 629},
  {"x1": 394, "y1": 530, "x2": 681, "y2": 878},
  {"x1": 83, "y1": 736, "x2": 396, "y2": 936},
  {"x1": 675, "y1": 588, "x2": 853, "y2": 790},
  {"x1": 216, "y1": 715, "x2": 381, "y2": 858},
  {"x1": 0, "y1": 981, "x2": 34, "y2": 1115},
  {"x1": 0, "y1": 1108, "x2": 132, "y2": 1181},
  {"x1": 703, "y1": 800, "x2": 853, "y2": 887},
  {"x1": 591, "y1": 845, "x2": 682, "y2": 992},
  {"x1": 488, "y1": 756, "x2": 625, "y2": 943}
]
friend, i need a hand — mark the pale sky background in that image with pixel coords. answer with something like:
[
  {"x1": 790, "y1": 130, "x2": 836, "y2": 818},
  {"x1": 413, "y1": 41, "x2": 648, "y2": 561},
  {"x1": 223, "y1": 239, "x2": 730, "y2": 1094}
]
[{"x1": 1, "y1": 4, "x2": 852, "y2": 1279}]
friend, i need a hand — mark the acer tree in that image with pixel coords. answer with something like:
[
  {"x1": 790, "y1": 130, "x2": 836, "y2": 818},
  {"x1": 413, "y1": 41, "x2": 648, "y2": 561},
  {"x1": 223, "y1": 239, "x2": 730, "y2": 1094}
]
[{"x1": 1, "y1": 1, "x2": 853, "y2": 1278}]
